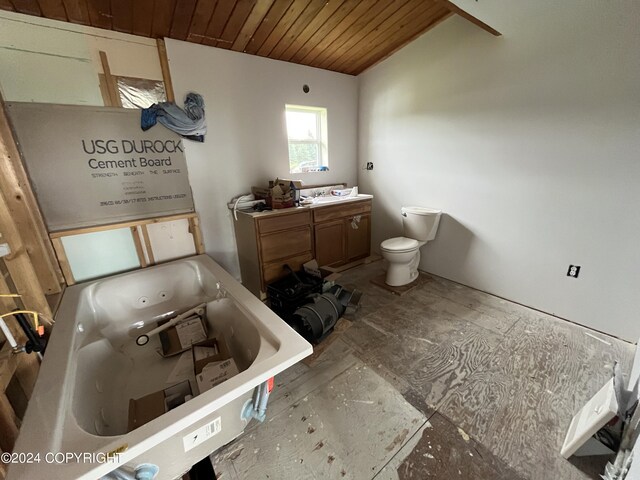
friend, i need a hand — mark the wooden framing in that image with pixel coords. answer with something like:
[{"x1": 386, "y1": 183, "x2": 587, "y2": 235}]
[
  {"x1": 49, "y1": 213, "x2": 204, "y2": 285},
  {"x1": 0, "y1": 92, "x2": 63, "y2": 296},
  {"x1": 156, "y1": 39, "x2": 175, "y2": 102},
  {"x1": 49, "y1": 213, "x2": 199, "y2": 238},
  {"x1": 0, "y1": 188, "x2": 51, "y2": 318},
  {"x1": 50, "y1": 238, "x2": 74, "y2": 286},
  {"x1": 140, "y1": 224, "x2": 156, "y2": 266},
  {"x1": 130, "y1": 226, "x2": 147, "y2": 268},
  {"x1": 99, "y1": 51, "x2": 121, "y2": 107},
  {"x1": 0, "y1": 259, "x2": 41, "y2": 468},
  {"x1": 0, "y1": 393, "x2": 19, "y2": 454},
  {"x1": 188, "y1": 216, "x2": 205, "y2": 254}
]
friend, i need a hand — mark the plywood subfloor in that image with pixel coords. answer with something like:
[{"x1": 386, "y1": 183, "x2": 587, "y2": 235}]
[
  {"x1": 214, "y1": 344, "x2": 426, "y2": 479},
  {"x1": 213, "y1": 260, "x2": 634, "y2": 479}
]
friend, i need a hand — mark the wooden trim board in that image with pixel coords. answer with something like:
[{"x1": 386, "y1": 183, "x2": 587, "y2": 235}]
[
  {"x1": 99, "y1": 51, "x2": 121, "y2": 107},
  {"x1": 157, "y1": 39, "x2": 175, "y2": 102},
  {"x1": 140, "y1": 224, "x2": 155, "y2": 265},
  {"x1": 49, "y1": 213, "x2": 198, "y2": 238},
  {"x1": 188, "y1": 216, "x2": 205, "y2": 254},
  {"x1": 130, "y1": 226, "x2": 147, "y2": 268},
  {"x1": 440, "y1": 0, "x2": 501, "y2": 36},
  {"x1": 50, "y1": 238, "x2": 75, "y2": 286}
]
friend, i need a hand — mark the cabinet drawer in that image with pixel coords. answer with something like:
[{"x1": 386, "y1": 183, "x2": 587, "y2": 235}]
[
  {"x1": 260, "y1": 226, "x2": 312, "y2": 263},
  {"x1": 262, "y1": 252, "x2": 314, "y2": 285},
  {"x1": 313, "y1": 200, "x2": 371, "y2": 223},
  {"x1": 258, "y1": 211, "x2": 310, "y2": 234}
]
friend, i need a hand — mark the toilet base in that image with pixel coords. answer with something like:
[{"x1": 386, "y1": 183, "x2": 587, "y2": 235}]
[
  {"x1": 385, "y1": 265, "x2": 419, "y2": 287},
  {"x1": 383, "y1": 250, "x2": 421, "y2": 287}
]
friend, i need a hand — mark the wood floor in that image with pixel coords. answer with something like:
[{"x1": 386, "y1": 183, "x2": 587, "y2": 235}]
[{"x1": 213, "y1": 261, "x2": 635, "y2": 479}]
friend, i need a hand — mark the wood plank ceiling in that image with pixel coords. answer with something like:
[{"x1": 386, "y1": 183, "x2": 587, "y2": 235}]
[{"x1": 0, "y1": 1, "x2": 499, "y2": 75}]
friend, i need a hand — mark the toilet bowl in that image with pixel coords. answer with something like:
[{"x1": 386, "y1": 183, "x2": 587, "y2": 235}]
[{"x1": 380, "y1": 206, "x2": 442, "y2": 287}]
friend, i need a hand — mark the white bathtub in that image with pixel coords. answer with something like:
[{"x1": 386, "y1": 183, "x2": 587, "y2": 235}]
[{"x1": 7, "y1": 255, "x2": 312, "y2": 480}]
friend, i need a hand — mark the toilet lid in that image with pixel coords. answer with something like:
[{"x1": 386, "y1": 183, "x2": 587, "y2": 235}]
[{"x1": 381, "y1": 237, "x2": 419, "y2": 252}]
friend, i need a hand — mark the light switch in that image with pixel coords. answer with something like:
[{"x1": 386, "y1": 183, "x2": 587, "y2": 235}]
[{"x1": 0, "y1": 243, "x2": 11, "y2": 257}]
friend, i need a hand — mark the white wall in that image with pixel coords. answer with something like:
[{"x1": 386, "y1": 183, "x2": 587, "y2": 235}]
[
  {"x1": 165, "y1": 39, "x2": 359, "y2": 278},
  {"x1": 358, "y1": 1, "x2": 640, "y2": 340}
]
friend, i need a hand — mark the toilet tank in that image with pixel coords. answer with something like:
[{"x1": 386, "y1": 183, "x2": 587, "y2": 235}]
[{"x1": 402, "y1": 206, "x2": 442, "y2": 241}]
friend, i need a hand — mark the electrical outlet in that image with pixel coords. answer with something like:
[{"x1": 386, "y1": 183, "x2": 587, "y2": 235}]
[
  {"x1": 567, "y1": 265, "x2": 581, "y2": 278},
  {"x1": 366, "y1": 162, "x2": 374, "y2": 170}
]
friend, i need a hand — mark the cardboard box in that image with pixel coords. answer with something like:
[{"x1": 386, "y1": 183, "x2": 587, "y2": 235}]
[
  {"x1": 192, "y1": 336, "x2": 231, "y2": 374},
  {"x1": 196, "y1": 358, "x2": 239, "y2": 394},
  {"x1": 274, "y1": 178, "x2": 302, "y2": 203},
  {"x1": 192, "y1": 336, "x2": 239, "y2": 393},
  {"x1": 158, "y1": 315, "x2": 207, "y2": 357},
  {"x1": 252, "y1": 178, "x2": 303, "y2": 209},
  {"x1": 302, "y1": 259, "x2": 341, "y2": 282},
  {"x1": 128, "y1": 380, "x2": 192, "y2": 432}
]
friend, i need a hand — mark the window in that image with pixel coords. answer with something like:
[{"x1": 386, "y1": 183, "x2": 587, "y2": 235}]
[{"x1": 285, "y1": 105, "x2": 328, "y2": 173}]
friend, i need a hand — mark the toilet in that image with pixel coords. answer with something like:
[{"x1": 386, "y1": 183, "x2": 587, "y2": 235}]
[{"x1": 380, "y1": 206, "x2": 442, "y2": 287}]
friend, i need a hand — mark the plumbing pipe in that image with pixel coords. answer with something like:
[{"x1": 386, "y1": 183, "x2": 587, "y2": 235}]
[
  {"x1": 0, "y1": 311, "x2": 46, "y2": 353},
  {"x1": 101, "y1": 464, "x2": 159, "y2": 480},
  {"x1": 0, "y1": 317, "x2": 18, "y2": 350},
  {"x1": 13, "y1": 312, "x2": 44, "y2": 353},
  {"x1": 136, "y1": 303, "x2": 206, "y2": 346},
  {"x1": 241, "y1": 378, "x2": 274, "y2": 423},
  {"x1": 134, "y1": 464, "x2": 160, "y2": 480}
]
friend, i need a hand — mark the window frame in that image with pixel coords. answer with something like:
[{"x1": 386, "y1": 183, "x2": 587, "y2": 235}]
[{"x1": 285, "y1": 104, "x2": 328, "y2": 173}]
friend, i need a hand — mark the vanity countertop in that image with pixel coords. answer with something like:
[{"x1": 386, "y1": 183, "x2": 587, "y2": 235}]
[{"x1": 237, "y1": 194, "x2": 373, "y2": 218}]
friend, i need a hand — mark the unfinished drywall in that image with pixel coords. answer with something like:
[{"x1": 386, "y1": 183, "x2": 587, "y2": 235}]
[
  {"x1": 0, "y1": 11, "x2": 162, "y2": 104},
  {"x1": 165, "y1": 39, "x2": 359, "y2": 278},
  {"x1": 358, "y1": 1, "x2": 640, "y2": 340}
]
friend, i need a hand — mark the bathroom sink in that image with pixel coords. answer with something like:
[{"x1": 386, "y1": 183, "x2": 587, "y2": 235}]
[
  {"x1": 312, "y1": 195, "x2": 348, "y2": 204},
  {"x1": 310, "y1": 194, "x2": 372, "y2": 205}
]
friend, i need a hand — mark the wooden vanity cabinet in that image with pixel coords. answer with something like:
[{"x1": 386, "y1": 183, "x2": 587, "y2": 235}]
[
  {"x1": 312, "y1": 199, "x2": 372, "y2": 267},
  {"x1": 234, "y1": 198, "x2": 372, "y2": 297},
  {"x1": 234, "y1": 210, "x2": 313, "y2": 297}
]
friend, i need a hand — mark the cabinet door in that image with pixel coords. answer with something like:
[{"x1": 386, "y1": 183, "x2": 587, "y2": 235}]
[
  {"x1": 346, "y1": 214, "x2": 371, "y2": 262},
  {"x1": 314, "y1": 220, "x2": 345, "y2": 267}
]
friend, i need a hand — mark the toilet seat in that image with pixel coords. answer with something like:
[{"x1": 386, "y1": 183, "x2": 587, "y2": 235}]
[{"x1": 380, "y1": 237, "x2": 419, "y2": 253}]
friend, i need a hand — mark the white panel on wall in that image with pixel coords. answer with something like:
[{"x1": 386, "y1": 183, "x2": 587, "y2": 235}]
[
  {"x1": 61, "y1": 229, "x2": 140, "y2": 282},
  {"x1": 145, "y1": 219, "x2": 196, "y2": 263},
  {"x1": 0, "y1": 49, "x2": 102, "y2": 105},
  {"x1": 358, "y1": 0, "x2": 640, "y2": 340},
  {"x1": 165, "y1": 39, "x2": 359, "y2": 279},
  {"x1": 0, "y1": 11, "x2": 161, "y2": 105}
]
